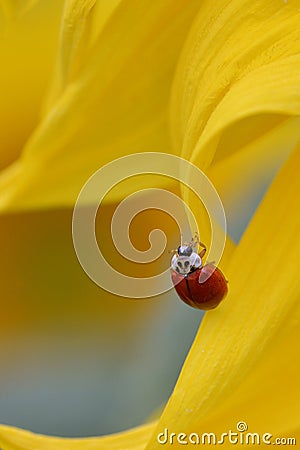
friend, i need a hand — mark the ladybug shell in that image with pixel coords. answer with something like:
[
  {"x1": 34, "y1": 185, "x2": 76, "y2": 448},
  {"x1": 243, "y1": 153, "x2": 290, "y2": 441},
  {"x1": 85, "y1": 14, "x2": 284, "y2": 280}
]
[{"x1": 171, "y1": 264, "x2": 228, "y2": 310}]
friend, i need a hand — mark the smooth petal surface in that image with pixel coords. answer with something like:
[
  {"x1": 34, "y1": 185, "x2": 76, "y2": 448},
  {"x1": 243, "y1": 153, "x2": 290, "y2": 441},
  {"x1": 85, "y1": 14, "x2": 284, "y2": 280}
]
[
  {"x1": 145, "y1": 146, "x2": 300, "y2": 448},
  {"x1": 0, "y1": 0, "x2": 201, "y2": 211},
  {"x1": 208, "y1": 115, "x2": 300, "y2": 239},
  {"x1": 0, "y1": 422, "x2": 156, "y2": 450},
  {"x1": 0, "y1": 0, "x2": 63, "y2": 172},
  {"x1": 199, "y1": 321, "x2": 300, "y2": 436},
  {"x1": 171, "y1": 0, "x2": 300, "y2": 168},
  {"x1": 0, "y1": 0, "x2": 41, "y2": 20}
]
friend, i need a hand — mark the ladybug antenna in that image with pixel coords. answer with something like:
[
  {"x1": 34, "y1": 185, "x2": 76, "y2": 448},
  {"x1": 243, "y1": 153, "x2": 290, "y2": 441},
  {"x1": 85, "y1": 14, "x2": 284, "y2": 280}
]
[
  {"x1": 180, "y1": 232, "x2": 184, "y2": 248},
  {"x1": 168, "y1": 247, "x2": 178, "y2": 255}
]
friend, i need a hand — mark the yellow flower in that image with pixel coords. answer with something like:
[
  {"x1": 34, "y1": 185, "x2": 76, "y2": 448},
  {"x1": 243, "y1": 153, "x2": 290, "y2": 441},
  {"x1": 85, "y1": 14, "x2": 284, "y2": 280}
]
[
  {"x1": 0, "y1": 0, "x2": 300, "y2": 449},
  {"x1": 0, "y1": 0, "x2": 200, "y2": 209}
]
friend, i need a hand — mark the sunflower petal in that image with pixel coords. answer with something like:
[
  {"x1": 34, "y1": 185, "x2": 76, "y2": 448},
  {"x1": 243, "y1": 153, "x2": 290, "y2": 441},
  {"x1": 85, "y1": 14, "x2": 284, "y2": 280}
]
[
  {"x1": 145, "y1": 146, "x2": 300, "y2": 447},
  {"x1": 0, "y1": 0, "x2": 201, "y2": 211},
  {"x1": 0, "y1": 0, "x2": 41, "y2": 20},
  {"x1": 0, "y1": 422, "x2": 156, "y2": 450},
  {"x1": 0, "y1": 0, "x2": 63, "y2": 173},
  {"x1": 171, "y1": 0, "x2": 300, "y2": 168},
  {"x1": 208, "y1": 115, "x2": 300, "y2": 240},
  {"x1": 200, "y1": 321, "x2": 300, "y2": 436}
]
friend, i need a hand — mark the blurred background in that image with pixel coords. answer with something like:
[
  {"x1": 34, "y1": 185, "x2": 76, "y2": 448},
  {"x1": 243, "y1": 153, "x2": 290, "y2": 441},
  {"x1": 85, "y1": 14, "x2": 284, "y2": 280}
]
[{"x1": 0, "y1": 204, "x2": 204, "y2": 437}]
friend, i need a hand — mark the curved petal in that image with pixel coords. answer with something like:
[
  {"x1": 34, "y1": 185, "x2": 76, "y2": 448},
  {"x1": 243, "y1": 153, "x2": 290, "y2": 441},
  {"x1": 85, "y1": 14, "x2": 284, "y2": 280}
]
[
  {"x1": 199, "y1": 322, "x2": 300, "y2": 436},
  {"x1": 0, "y1": 0, "x2": 63, "y2": 172},
  {"x1": 171, "y1": 0, "x2": 300, "y2": 168},
  {"x1": 0, "y1": 0, "x2": 42, "y2": 20},
  {"x1": 0, "y1": 0, "x2": 201, "y2": 211},
  {"x1": 208, "y1": 115, "x2": 300, "y2": 240},
  {"x1": 0, "y1": 422, "x2": 156, "y2": 450},
  {"x1": 145, "y1": 145, "x2": 300, "y2": 447},
  {"x1": 44, "y1": 0, "x2": 122, "y2": 110}
]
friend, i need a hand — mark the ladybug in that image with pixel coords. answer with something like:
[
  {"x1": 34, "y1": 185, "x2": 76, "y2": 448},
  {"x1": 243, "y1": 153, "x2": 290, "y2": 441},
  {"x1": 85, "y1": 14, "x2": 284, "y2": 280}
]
[{"x1": 171, "y1": 239, "x2": 228, "y2": 310}]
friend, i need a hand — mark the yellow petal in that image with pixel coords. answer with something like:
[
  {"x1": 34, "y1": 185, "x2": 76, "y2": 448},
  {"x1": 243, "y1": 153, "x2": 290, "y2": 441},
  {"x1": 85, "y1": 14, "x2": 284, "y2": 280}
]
[
  {"x1": 0, "y1": 0, "x2": 41, "y2": 20},
  {"x1": 200, "y1": 321, "x2": 300, "y2": 436},
  {"x1": 0, "y1": 0, "x2": 201, "y2": 211},
  {"x1": 44, "y1": 0, "x2": 123, "y2": 110},
  {"x1": 208, "y1": 115, "x2": 300, "y2": 239},
  {"x1": 146, "y1": 145, "x2": 300, "y2": 447},
  {"x1": 171, "y1": 0, "x2": 300, "y2": 168},
  {"x1": 0, "y1": 0, "x2": 63, "y2": 172},
  {"x1": 0, "y1": 422, "x2": 156, "y2": 450}
]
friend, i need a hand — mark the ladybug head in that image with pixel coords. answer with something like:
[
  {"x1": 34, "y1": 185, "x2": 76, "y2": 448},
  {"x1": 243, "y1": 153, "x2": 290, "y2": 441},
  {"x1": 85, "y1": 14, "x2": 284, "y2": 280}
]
[{"x1": 177, "y1": 245, "x2": 193, "y2": 257}]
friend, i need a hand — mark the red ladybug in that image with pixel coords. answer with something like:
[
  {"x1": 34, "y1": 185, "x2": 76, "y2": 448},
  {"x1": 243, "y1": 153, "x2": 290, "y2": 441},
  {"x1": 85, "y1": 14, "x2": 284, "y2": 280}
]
[{"x1": 171, "y1": 241, "x2": 227, "y2": 310}]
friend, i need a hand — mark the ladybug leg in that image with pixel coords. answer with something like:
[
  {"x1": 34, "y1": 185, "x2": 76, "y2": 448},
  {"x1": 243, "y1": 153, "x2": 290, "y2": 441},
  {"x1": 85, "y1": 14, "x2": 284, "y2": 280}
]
[
  {"x1": 198, "y1": 241, "x2": 206, "y2": 259},
  {"x1": 199, "y1": 248, "x2": 206, "y2": 258},
  {"x1": 192, "y1": 233, "x2": 207, "y2": 256},
  {"x1": 192, "y1": 231, "x2": 200, "y2": 245}
]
